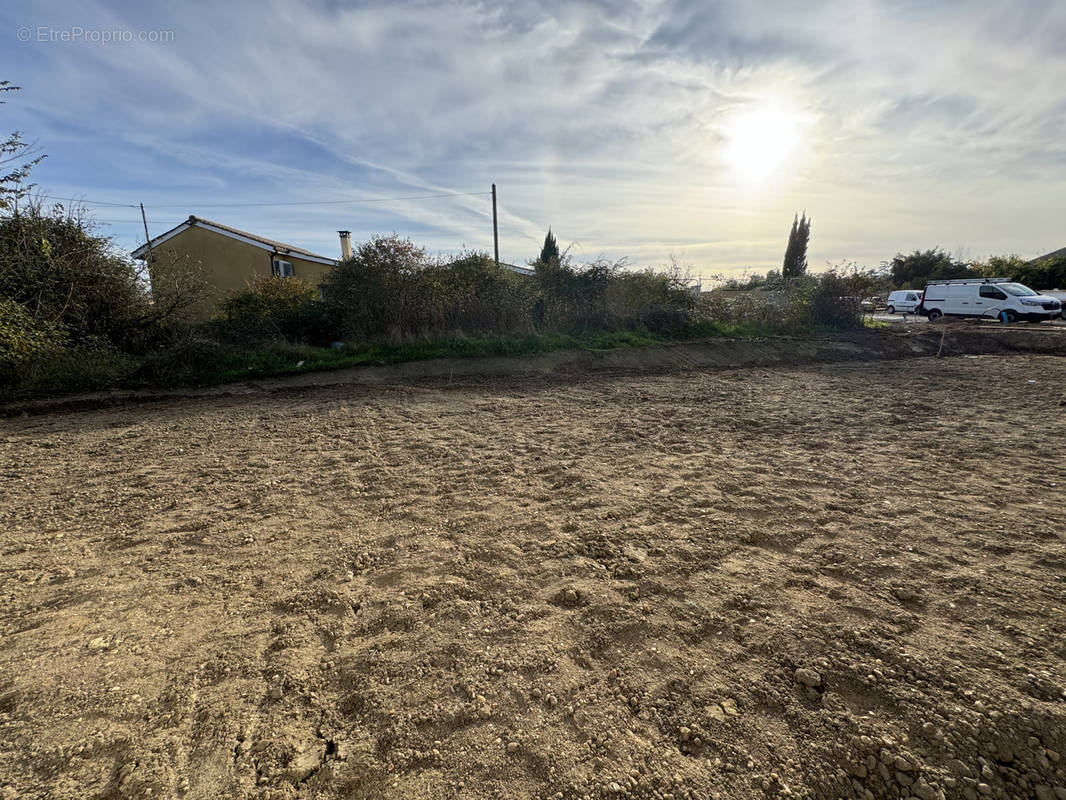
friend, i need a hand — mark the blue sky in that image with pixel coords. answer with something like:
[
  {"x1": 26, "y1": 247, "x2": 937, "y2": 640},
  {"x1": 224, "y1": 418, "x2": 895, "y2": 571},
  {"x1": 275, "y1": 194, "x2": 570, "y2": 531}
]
[{"x1": 2, "y1": 0, "x2": 1065, "y2": 276}]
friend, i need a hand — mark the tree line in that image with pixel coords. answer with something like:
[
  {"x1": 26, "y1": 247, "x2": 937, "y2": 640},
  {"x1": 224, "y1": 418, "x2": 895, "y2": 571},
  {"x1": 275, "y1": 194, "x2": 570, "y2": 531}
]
[{"x1": 721, "y1": 247, "x2": 1066, "y2": 294}]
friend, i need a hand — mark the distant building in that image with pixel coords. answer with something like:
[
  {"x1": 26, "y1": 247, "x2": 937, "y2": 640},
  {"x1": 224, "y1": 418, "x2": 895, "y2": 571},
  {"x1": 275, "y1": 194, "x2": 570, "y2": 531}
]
[
  {"x1": 132, "y1": 216, "x2": 339, "y2": 315},
  {"x1": 133, "y1": 217, "x2": 536, "y2": 317},
  {"x1": 499, "y1": 261, "x2": 535, "y2": 277},
  {"x1": 1028, "y1": 246, "x2": 1066, "y2": 264},
  {"x1": 437, "y1": 258, "x2": 535, "y2": 276}
]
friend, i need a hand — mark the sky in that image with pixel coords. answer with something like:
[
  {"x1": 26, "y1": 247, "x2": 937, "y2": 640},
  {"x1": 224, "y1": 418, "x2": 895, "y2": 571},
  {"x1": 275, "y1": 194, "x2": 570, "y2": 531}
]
[{"x1": 2, "y1": 0, "x2": 1065, "y2": 278}]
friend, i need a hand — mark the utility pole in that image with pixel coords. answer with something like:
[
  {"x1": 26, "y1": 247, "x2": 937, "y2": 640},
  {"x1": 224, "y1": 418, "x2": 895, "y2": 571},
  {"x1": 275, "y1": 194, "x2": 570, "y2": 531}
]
[
  {"x1": 139, "y1": 203, "x2": 154, "y2": 264},
  {"x1": 491, "y1": 183, "x2": 499, "y2": 268}
]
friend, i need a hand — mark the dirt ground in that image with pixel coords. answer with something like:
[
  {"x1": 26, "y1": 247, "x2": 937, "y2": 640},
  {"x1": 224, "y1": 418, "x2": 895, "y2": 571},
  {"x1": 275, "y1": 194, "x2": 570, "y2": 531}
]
[{"x1": 1, "y1": 354, "x2": 1064, "y2": 800}]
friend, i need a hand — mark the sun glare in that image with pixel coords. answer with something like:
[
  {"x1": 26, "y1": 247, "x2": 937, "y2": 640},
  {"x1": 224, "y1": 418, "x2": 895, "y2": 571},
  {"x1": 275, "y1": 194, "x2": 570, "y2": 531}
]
[{"x1": 723, "y1": 104, "x2": 804, "y2": 186}]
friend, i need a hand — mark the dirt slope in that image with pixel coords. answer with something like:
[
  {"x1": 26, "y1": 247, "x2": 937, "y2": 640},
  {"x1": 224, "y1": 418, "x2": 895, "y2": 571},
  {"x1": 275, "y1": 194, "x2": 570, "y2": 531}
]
[
  {"x1": 1, "y1": 354, "x2": 1064, "y2": 800},
  {"x1": 5, "y1": 325, "x2": 1066, "y2": 419}
]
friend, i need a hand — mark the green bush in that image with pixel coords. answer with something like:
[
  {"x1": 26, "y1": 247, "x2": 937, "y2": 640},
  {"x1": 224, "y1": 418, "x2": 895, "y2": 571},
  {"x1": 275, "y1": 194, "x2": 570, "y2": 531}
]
[
  {"x1": 0, "y1": 204, "x2": 210, "y2": 397},
  {"x1": 135, "y1": 328, "x2": 235, "y2": 387},
  {"x1": 421, "y1": 254, "x2": 537, "y2": 334},
  {"x1": 1, "y1": 283, "x2": 139, "y2": 397},
  {"x1": 319, "y1": 238, "x2": 698, "y2": 342},
  {"x1": 698, "y1": 271, "x2": 865, "y2": 333},
  {"x1": 699, "y1": 290, "x2": 792, "y2": 332},
  {"x1": 217, "y1": 275, "x2": 332, "y2": 344},
  {"x1": 2, "y1": 334, "x2": 137, "y2": 397},
  {"x1": 0, "y1": 297, "x2": 65, "y2": 362},
  {"x1": 0, "y1": 205, "x2": 150, "y2": 348},
  {"x1": 638, "y1": 305, "x2": 692, "y2": 335},
  {"x1": 528, "y1": 259, "x2": 697, "y2": 333},
  {"x1": 1022, "y1": 256, "x2": 1066, "y2": 290},
  {"x1": 796, "y1": 272, "x2": 864, "y2": 330},
  {"x1": 534, "y1": 258, "x2": 614, "y2": 330},
  {"x1": 323, "y1": 235, "x2": 428, "y2": 339},
  {"x1": 975, "y1": 254, "x2": 1066, "y2": 290},
  {"x1": 610, "y1": 268, "x2": 696, "y2": 327},
  {"x1": 323, "y1": 241, "x2": 540, "y2": 339},
  {"x1": 287, "y1": 299, "x2": 336, "y2": 346}
]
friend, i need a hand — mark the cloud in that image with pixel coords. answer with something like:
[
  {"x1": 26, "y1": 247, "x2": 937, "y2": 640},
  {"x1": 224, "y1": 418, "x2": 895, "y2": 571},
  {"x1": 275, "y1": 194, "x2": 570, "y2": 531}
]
[{"x1": 2, "y1": 0, "x2": 1066, "y2": 271}]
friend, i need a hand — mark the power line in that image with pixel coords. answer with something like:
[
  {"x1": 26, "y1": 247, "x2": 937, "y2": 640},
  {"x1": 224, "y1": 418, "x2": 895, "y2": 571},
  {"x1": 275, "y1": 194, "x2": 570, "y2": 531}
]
[
  {"x1": 35, "y1": 197, "x2": 138, "y2": 208},
  {"x1": 150, "y1": 191, "x2": 492, "y2": 208},
  {"x1": 34, "y1": 190, "x2": 492, "y2": 210}
]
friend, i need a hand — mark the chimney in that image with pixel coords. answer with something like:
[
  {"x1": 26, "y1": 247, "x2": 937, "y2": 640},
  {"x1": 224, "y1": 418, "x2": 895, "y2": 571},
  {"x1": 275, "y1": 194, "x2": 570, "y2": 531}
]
[{"x1": 338, "y1": 230, "x2": 352, "y2": 260}]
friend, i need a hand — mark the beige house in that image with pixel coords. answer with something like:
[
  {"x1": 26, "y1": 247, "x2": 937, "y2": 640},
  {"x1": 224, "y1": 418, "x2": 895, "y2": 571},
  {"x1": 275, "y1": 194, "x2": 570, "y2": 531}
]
[{"x1": 132, "y1": 216, "x2": 342, "y2": 315}]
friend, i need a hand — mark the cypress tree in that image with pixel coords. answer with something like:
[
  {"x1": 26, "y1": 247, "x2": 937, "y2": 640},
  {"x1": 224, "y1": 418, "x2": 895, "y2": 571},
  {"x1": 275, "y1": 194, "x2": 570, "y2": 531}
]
[
  {"x1": 538, "y1": 228, "x2": 560, "y2": 265},
  {"x1": 782, "y1": 212, "x2": 810, "y2": 279}
]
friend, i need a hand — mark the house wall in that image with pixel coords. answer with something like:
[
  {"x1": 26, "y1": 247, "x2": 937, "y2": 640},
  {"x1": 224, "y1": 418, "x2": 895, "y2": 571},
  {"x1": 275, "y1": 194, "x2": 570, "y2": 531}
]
[{"x1": 147, "y1": 225, "x2": 336, "y2": 318}]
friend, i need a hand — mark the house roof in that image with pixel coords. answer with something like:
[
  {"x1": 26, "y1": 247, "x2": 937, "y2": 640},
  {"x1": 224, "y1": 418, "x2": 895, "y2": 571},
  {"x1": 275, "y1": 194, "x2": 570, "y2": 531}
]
[
  {"x1": 131, "y1": 215, "x2": 338, "y2": 265},
  {"x1": 1029, "y1": 246, "x2": 1066, "y2": 264},
  {"x1": 440, "y1": 257, "x2": 536, "y2": 277},
  {"x1": 500, "y1": 261, "x2": 535, "y2": 277}
]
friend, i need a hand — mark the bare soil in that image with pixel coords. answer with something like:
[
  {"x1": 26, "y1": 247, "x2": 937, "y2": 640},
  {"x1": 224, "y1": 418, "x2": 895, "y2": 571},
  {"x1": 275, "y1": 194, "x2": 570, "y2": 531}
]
[{"x1": 1, "y1": 354, "x2": 1065, "y2": 800}]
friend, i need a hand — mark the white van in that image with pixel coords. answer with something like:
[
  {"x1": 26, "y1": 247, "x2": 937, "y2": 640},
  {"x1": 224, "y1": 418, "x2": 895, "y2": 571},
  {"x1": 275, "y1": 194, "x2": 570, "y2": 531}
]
[
  {"x1": 920, "y1": 278, "x2": 1062, "y2": 323},
  {"x1": 885, "y1": 290, "x2": 922, "y2": 314}
]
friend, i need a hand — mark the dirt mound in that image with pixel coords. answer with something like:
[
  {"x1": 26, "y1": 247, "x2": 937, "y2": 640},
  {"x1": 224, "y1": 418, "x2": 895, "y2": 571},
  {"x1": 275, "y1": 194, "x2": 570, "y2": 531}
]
[
  {"x1": 5, "y1": 325, "x2": 1066, "y2": 418},
  {"x1": 1, "y1": 355, "x2": 1064, "y2": 799}
]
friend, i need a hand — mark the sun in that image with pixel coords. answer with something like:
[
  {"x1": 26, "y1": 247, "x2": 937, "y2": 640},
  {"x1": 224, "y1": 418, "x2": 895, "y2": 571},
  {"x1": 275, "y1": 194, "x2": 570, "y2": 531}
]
[{"x1": 723, "y1": 104, "x2": 805, "y2": 185}]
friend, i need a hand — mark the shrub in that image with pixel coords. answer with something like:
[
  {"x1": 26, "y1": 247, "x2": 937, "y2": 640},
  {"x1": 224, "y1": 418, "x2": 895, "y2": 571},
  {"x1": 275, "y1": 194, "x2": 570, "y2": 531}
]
[
  {"x1": 135, "y1": 327, "x2": 234, "y2": 387},
  {"x1": 0, "y1": 297, "x2": 67, "y2": 390},
  {"x1": 534, "y1": 257, "x2": 616, "y2": 331},
  {"x1": 974, "y1": 254, "x2": 1066, "y2": 291},
  {"x1": 0, "y1": 204, "x2": 150, "y2": 347},
  {"x1": 323, "y1": 235, "x2": 427, "y2": 340},
  {"x1": 286, "y1": 298, "x2": 336, "y2": 346},
  {"x1": 422, "y1": 253, "x2": 536, "y2": 334},
  {"x1": 797, "y1": 272, "x2": 864, "y2": 330},
  {"x1": 144, "y1": 250, "x2": 213, "y2": 324},
  {"x1": 218, "y1": 276, "x2": 333, "y2": 344},
  {"x1": 317, "y1": 237, "x2": 700, "y2": 344},
  {"x1": 0, "y1": 297, "x2": 65, "y2": 362},
  {"x1": 528, "y1": 259, "x2": 697, "y2": 333},
  {"x1": 699, "y1": 290, "x2": 792, "y2": 332},
  {"x1": 35, "y1": 338, "x2": 138, "y2": 392},
  {"x1": 699, "y1": 271, "x2": 865, "y2": 333},
  {"x1": 609, "y1": 268, "x2": 696, "y2": 326},
  {"x1": 638, "y1": 304, "x2": 692, "y2": 335},
  {"x1": 0, "y1": 203, "x2": 208, "y2": 396},
  {"x1": 2, "y1": 334, "x2": 137, "y2": 397},
  {"x1": 324, "y1": 241, "x2": 540, "y2": 340}
]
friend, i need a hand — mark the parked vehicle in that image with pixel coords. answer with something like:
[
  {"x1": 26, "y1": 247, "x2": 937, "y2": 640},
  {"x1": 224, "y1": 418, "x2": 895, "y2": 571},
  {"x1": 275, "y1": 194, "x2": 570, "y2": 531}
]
[
  {"x1": 885, "y1": 290, "x2": 922, "y2": 314},
  {"x1": 919, "y1": 278, "x2": 1063, "y2": 323}
]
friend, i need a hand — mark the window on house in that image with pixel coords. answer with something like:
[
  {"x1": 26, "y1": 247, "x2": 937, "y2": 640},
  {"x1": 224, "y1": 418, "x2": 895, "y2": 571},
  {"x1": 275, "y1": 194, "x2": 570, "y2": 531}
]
[{"x1": 272, "y1": 259, "x2": 294, "y2": 278}]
